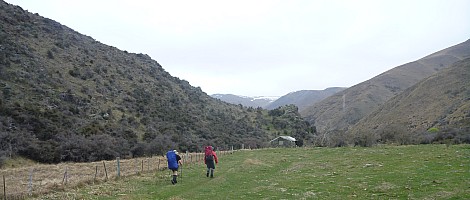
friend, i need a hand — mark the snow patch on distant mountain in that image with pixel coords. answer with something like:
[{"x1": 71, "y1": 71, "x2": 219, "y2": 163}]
[
  {"x1": 210, "y1": 94, "x2": 279, "y2": 108},
  {"x1": 252, "y1": 96, "x2": 280, "y2": 101}
]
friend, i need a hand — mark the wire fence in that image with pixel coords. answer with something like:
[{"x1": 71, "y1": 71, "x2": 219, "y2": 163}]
[{"x1": 1, "y1": 150, "x2": 233, "y2": 199}]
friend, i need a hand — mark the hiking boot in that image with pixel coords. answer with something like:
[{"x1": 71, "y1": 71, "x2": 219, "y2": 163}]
[{"x1": 206, "y1": 172, "x2": 209, "y2": 177}]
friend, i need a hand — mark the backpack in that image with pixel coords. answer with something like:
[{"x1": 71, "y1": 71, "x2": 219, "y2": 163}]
[
  {"x1": 166, "y1": 150, "x2": 178, "y2": 169},
  {"x1": 205, "y1": 146, "x2": 214, "y2": 162}
]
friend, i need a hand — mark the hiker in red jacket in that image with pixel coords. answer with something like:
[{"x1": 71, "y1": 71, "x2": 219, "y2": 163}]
[{"x1": 204, "y1": 146, "x2": 218, "y2": 178}]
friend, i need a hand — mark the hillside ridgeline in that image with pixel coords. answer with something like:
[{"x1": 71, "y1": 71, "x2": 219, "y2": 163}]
[
  {"x1": 0, "y1": 1, "x2": 314, "y2": 165},
  {"x1": 301, "y1": 39, "x2": 470, "y2": 140},
  {"x1": 348, "y1": 58, "x2": 470, "y2": 146},
  {"x1": 265, "y1": 87, "x2": 346, "y2": 112}
]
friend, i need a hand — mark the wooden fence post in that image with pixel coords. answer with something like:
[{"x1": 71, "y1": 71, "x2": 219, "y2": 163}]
[
  {"x1": 62, "y1": 166, "x2": 68, "y2": 185},
  {"x1": 116, "y1": 157, "x2": 121, "y2": 178},
  {"x1": 94, "y1": 166, "x2": 98, "y2": 183},
  {"x1": 141, "y1": 160, "x2": 144, "y2": 173},
  {"x1": 28, "y1": 169, "x2": 33, "y2": 196},
  {"x1": 3, "y1": 175, "x2": 6, "y2": 200},
  {"x1": 134, "y1": 159, "x2": 138, "y2": 175},
  {"x1": 185, "y1": 152, "x2": 189, "y2": 166},
  {"x1": 158, "y1": 159, "x2": 161, "y2": 171},
  {"x1": 103, "y1": 161, "x2": 108, "y2": 181}
]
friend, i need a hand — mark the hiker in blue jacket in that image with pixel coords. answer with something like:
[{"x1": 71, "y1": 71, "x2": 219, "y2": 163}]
[{"x1": 167, "y1": 150, "x2": 182, "y2": 184}]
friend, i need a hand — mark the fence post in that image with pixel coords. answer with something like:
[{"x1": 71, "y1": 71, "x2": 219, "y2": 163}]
[
  {"x1": 185, "y1": 152, "x2": 189, "y2": 166},
  {"x1": 134, "y1": 159, "x2": 138, "y2": 175},
  {"x1": 103, "y1": 161, "x2": 108, "y2": 181},
  {"x1": 141, "y1": 160, "x2": 144, "y2": 173},
  {"x1": 62, "y1": 166, "x2": 68, "y2": 185},
  {"x1": 94, "y1": 166, "x2": 98, "y2": 183},
  {"x1": 158, "y1": 159, "x2": 161, "y2": 171},
  {"x1": 3, "y1": 175, "x2": 6, "y2": 200},
  {"x1": 28, "y1": 169, "x2": 33, "y2": 196},
  {"x1": 116, "y1": 157, "x2": 121, "y2": 178}
]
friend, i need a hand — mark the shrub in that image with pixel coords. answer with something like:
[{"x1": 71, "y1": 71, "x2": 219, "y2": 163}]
[
  {"x1": 47, "y1": 50, "x2": 54, "y2": 59},
  {"x1": 427, "y1": 127, "x2": 440, "y2": 133},
  {"x1": 68, "y1": 67, "x2": 80, "y2": 77}
]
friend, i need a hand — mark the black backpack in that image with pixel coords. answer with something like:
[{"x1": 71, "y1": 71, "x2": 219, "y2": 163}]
[
  {"x1": 205, "y1": 146, "x2": 214, "y2": 161},
  {"x1": 205, "y1": 154, "x2": 214, "y2": 161}
]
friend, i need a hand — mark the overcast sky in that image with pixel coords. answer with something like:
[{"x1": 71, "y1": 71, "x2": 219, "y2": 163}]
[{"x1": 5, "y1": 0, "x2": 470, "y2": 97}]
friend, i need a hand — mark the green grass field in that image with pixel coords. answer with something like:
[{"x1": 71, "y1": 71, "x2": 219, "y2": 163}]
[{"x1": 32, "y1": 144, "x2": 469, "y2": 199}]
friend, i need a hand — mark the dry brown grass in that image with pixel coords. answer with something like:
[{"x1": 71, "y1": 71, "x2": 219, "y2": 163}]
[{"x1": 0, "y1": 152, "x2": 216, "y2": 198}]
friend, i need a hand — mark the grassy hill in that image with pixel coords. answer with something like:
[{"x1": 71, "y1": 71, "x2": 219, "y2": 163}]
[
  {"x1": 29, "y1": 144, "x2": 470, "y2": 199},
  {"x1": 348, "y1": 58, "x2": 470, "y2": 145},
  {"x1": 301, "y1": 39, "x2": 470, "y2": 139},
  {"x1": 0, "y1": 1, "x2": 313, "y2": 164}
]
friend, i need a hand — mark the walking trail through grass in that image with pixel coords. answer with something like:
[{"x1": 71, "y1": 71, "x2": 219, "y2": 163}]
[{"x1": 32, "y1": 144, "x2": 469, "y2": 199}]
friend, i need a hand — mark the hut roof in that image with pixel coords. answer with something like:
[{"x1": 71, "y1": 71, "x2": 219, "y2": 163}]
[{"x1": 269, "y1": 136, "x2": 296, "y2": 143}]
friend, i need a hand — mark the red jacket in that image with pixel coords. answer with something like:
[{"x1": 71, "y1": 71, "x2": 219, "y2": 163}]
[{"x1": 204, "y1": 150, "x2": 218, "y2": 164}]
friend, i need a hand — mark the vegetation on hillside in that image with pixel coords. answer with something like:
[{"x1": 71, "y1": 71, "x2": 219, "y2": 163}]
[
  {"x1": 348, "y1": 58, "x2": 470, "y2": 146},
  {"x1": 301, "y1": 39, "x2": 470, "y2": 142},
  {"x1": 304, "y1": 58, "x2": 470, "y2": 147},
  {"x1": 0, "y1": 1, "x2": 314, "y2": 166}
]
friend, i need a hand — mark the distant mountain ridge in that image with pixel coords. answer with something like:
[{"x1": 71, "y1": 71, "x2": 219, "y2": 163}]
[
  {"x1": 211, "y1": 87, "x2": 344, "y2": 111},
  {"x1": 211, "y1": 94, "x2": 279, "y2": 108},
  {"x1": 265, "y1": 87, "x2": 346, "y2": 111}
]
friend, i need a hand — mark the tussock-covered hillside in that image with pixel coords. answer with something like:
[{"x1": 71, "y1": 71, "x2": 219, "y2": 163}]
[
  {"x1": 349, "y1": 58, "x2": 470, "y2": 145},
  {"x1": 301, "y1": 39, "x2": 470, "y2": 136},
  {"x1": 0, "y1": 1, "x2": 314, "y2": 164}
]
